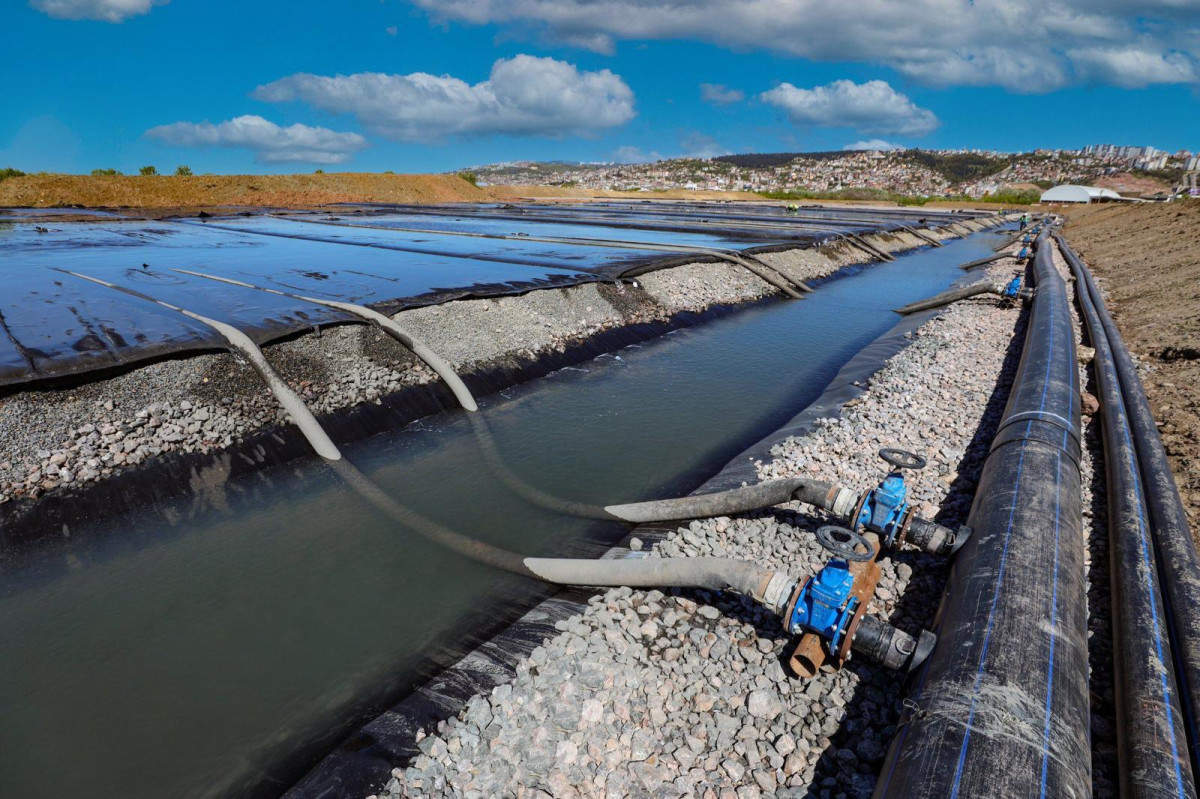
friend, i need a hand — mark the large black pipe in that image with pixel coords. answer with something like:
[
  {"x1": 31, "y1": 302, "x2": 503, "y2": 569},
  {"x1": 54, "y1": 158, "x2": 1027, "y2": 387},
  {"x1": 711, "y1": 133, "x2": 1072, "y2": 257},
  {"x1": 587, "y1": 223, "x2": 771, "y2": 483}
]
[
  {"x1": 875, "y1": 229, "x2": 1091, "y2": 797},
  {"x1": 1059, "y1": 234, "x2": 1200, "y2": 787}
]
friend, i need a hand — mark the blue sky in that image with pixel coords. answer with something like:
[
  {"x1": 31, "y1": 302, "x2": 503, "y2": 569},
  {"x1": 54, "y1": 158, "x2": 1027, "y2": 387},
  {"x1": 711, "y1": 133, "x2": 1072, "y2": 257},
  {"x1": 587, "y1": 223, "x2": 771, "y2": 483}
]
[{"x1": 3, "y1": 0, "x2": 1198, "y2": 174}]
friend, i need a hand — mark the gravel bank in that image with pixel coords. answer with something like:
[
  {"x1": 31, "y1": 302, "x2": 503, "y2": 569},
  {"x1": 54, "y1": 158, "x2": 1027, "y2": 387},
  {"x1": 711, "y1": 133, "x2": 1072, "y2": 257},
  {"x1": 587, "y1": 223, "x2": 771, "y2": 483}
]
[
  {"x1": 373, "y1": 238, "x2": 1030, "y2": 799},
  {"x1": 0, "y1": 223, "x2": 991, "y2": 511}
]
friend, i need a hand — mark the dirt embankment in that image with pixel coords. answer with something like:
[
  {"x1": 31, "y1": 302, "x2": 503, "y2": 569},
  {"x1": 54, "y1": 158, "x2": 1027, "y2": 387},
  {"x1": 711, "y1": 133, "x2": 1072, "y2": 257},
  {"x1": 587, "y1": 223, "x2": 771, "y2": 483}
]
[
  {"x1": 0, "y1": 171, "x2": 1025, "y2": 212},
  {"x1": 1063, "y1": 201, "x2": 1200, "y2": 532},
  {"x1": 0, "y1": 172, "x2": 500, "y2": 210}
]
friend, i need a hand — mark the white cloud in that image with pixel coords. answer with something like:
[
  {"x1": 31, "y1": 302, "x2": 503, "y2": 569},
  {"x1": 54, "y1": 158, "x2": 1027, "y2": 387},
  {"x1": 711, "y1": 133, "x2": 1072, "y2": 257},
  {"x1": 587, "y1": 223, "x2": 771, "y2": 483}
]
[
  {"x1": 30, "y1": 0, "x2": 163, "y2": 22},
  {"x1": 612, "y1": 145, "x2": 662, "y2": 163},
  {"x1": 145, "y1": 115, "x2": 368, "y2": 164},
  {"x1": 254, "y1": 55, "x2": 636, "y2": 142},
  {"x1": 700, "y1": 83, "x2": 745, "y2": 105},
  {"x1": 411, "y1": 0, "x2": 1200, "y2": 92},
  {"x1": 679, "y1": 131, "x2": 723, "y2": 158},
  {"x1": 1069, "y1": 46, "x2": 1198, "y2": 87},
  {"x1": 843, "y1": 138, "x2": 904, "y2": 151},
  {"x1": 761, "y1": 80, "x2": 939, "y2": 137}
]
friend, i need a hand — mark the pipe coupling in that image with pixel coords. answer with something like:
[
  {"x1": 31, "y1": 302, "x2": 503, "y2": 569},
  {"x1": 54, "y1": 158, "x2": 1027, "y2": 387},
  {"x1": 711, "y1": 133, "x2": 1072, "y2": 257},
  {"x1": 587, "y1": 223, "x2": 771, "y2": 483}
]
[
  {"x1": 828, "y1": 486, "x2": 859, "y2": 519},
  {"x1": 757, "y1": 572, "x2": 796, "y2": 616},
  {"x1": 851, "y1": 616, "x2": 937, "y2": 672}
]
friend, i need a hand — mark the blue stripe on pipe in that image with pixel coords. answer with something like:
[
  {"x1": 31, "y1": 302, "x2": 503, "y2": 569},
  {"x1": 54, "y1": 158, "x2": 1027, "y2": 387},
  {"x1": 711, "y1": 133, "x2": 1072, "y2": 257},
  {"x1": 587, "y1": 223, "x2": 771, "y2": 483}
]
[
  {"x1": 1039, "y1": 450, "x2": 1063, "y2": 796},
  {"x1": 1121, "y1": 410, "x2": 1188, "y2": 797},
  {"x1": 953, "y1": 268, "x2": 1058, "y2": 795},
  {"x1": 949, "y1": 442, "x2": 1027, "y2": 798}
]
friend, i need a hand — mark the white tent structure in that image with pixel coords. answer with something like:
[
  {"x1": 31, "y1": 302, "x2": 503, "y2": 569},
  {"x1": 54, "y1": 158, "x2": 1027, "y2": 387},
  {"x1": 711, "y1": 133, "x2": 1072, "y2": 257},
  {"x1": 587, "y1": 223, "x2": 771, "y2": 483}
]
[{"x1": 1040, "y1": 184, "x2": 1126, "y2": 203}]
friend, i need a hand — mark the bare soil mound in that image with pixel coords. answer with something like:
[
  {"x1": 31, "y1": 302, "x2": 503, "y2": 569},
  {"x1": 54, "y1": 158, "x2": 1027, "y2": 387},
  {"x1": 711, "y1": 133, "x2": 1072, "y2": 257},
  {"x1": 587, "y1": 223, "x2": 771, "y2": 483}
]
[
  {"x1": 1064, "y1": 201, "x2": 1200, "y2": 533},
  {"x1": 0, "y1": 172, "x2": 497, "y2": 210}
]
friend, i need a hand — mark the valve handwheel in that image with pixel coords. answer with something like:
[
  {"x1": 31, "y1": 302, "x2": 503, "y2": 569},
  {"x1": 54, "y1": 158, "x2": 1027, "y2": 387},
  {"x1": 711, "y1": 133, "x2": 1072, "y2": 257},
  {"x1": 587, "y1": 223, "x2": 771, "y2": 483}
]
[
  {"x1": 878, "y1": 448, "x2": 927, "y2": 471},
  {"x1": 816, "y1": 525, "x2": 876, "y2": 562}
]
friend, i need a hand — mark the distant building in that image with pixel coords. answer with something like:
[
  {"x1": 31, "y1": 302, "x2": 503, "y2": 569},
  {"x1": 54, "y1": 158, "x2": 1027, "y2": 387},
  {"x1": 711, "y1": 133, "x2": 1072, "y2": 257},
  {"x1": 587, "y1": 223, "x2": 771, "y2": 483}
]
[{"x1": 1040, "y1": 184, "x2": 1127, "y2": 204}]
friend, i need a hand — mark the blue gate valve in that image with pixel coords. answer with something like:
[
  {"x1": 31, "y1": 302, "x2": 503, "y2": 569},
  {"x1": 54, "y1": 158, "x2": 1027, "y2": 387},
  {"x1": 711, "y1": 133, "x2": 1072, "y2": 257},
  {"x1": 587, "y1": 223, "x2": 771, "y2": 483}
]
[
  {"x1": 786, "y1": 557, "x2": 859, "y2": 655},
  {"x1": 853, "y1": 448, "x2": 926, "y2": 548},
  {"x1": 782, "y1": 525, "x2": 936, "y2": 672},
  {"x1": 1002, "y1": 275, "x2": 1023, "y2": 298}
]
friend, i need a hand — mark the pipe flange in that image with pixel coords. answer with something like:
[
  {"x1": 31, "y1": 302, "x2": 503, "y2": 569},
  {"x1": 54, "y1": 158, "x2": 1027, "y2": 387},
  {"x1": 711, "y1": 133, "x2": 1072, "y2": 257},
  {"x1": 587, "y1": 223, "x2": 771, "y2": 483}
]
[
  {"x1": 895, "y1": 506, "x2": 916, "y2": 548},
  {"x1": 837, "y1": 599, "x2": 870, "y2": 663},
  {"x1": 785, "y1": 576, "x2": 809, "y2": 629},
  {"x1": 850, "y1": 490, "x2": 870, "y2": 531}
]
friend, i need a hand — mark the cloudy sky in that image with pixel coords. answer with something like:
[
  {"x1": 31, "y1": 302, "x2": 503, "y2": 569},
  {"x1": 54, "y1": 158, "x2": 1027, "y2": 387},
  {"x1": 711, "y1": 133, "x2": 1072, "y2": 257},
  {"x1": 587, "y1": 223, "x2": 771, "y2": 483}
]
[{"x1": 3, "y1": 0, "x2": 1199, "y2": 173}]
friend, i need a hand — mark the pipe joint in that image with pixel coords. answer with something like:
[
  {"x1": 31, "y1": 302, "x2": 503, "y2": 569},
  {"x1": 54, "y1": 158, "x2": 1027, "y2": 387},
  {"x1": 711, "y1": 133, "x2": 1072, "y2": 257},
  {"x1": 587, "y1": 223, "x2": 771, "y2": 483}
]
[{"x1": 850, "y1": 616, "x2": 936, "y2": 672}]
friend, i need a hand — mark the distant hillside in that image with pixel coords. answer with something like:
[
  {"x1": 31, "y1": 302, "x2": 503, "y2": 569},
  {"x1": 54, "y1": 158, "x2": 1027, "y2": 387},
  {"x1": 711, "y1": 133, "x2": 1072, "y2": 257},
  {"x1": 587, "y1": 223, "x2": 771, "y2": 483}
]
[
  {"x1": 906, "y1": 151, "x2": 1012, "y2": 183},
  {"x1": 713, "y1": 151, "x2": 849, "y2": 168}
]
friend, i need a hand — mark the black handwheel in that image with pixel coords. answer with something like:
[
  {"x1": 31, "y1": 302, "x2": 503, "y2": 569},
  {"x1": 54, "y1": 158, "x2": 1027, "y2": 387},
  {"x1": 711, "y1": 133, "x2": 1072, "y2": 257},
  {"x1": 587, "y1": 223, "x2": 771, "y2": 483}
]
[
  {"x1": 879, "y1": 448, "x2": 927, "y2": 470},
  {"x1": 815, "y1": 525, "x2": 876, "y2": 562}
]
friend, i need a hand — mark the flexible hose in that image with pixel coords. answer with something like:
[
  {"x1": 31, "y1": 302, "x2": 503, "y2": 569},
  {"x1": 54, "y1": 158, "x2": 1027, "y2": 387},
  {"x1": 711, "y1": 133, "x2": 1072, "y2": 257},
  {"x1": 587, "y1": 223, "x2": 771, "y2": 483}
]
[
  {"x1": 604, "y1": 477, "x2": 847, "y2": 523},
  {"x1": 893, "y1": 280, "x2": 1005, "y2": 315},
  {"x1": 959, "y1": 252, "x2": 1007, "y2": 270}
]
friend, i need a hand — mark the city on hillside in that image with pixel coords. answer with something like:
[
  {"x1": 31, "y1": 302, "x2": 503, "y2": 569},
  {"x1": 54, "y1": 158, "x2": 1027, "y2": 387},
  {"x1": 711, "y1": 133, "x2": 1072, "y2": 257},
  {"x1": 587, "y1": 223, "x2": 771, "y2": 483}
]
[{"x1": 465, "y1": 144, "x2": 1200, "y2": 201}]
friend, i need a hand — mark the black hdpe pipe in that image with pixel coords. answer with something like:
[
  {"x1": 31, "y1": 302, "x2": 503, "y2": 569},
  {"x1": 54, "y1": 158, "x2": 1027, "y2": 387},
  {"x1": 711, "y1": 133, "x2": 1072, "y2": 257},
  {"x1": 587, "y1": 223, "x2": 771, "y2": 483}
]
[
  {"x1": 875, "y1": 228, "x2": 1092, "y2": 797},
  {"x1": 1066, "y1": 236, "x2": 1196, "y2": 797},
  {"x1": 1059, "y1": 234, "x2": 1200, "y2": 789}
]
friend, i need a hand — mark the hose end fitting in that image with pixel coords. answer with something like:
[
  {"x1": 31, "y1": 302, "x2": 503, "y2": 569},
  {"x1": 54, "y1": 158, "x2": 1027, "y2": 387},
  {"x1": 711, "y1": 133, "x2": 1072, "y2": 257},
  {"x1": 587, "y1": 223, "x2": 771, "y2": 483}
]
[
  {"x1": 904, "y1": 516, "x2": 973, "y2": 557},
  {"x1": 851, "y1": 616, "x2": 937, "y2": 672},
  {"x1": 757, "y1": 572, "x2": 796, "y2": 616}
]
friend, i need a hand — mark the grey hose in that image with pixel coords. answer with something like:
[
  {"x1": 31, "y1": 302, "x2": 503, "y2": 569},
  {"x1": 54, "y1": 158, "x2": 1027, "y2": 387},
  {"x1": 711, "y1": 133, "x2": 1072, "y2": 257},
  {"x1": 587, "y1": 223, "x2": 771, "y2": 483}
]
[
  {"x1": 275, "y1": 215, "x2": 811, "y2": 298},
  {"x1": 468, "y1": 412, "x2": 612, "y2": 520},
  {"x1": 471, "y1": 410, "x2": 857, "y2": 524},
  {"x1": 171, "y1": 268, "x2": 479, "y2": 412},
  {"x1": 894, "y1": 280, "x2": 1006, "y2": 315},
  {"x1": 959, "y1": 252, "x2": 1008, "y2": 270},
  {"x1": 523, "y1": 556, "x2": 790, "y2": 612},
  {"x1": 605, "y1": 477, "x2": 851, "y2": 523},
  {"x1": 330, "y1": 457, "x2": 793, "y2": 612}
]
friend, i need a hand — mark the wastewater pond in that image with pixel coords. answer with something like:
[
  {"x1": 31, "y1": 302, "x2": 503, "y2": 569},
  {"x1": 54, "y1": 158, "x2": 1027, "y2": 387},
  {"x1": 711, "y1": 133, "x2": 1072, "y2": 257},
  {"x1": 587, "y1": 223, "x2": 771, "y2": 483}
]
[{"x1": 0, "y1": 231, "x2": 1007, "y2": 798}]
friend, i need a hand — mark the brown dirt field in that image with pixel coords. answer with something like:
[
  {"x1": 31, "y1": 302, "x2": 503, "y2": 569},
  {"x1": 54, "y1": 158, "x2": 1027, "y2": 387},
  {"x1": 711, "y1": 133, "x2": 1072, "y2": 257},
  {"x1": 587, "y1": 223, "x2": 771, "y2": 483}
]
[
  {"x1": 1094, "y1": 172, "x2": 1173, "y2": 197},
  {"x1": 0, "y1": 172, "x2": 499, "y2": 210},
  {"x1": 0, "y1": 172, "x2": 1029, "y2": 214},
  {"x1": 1063, "y1": 200, "x2": 1200, "y2": 534}
]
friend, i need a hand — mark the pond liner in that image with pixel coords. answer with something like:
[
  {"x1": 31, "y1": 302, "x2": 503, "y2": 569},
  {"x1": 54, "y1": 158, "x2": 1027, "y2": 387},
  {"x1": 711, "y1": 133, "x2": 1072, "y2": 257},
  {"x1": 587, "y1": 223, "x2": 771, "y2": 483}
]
[
  {"x1": 290, "y1": 206, "x2": 841, "y2": 244},
  {"x1": 334, "y1": 203, "x2": 899, "y2": 239},
  {"x1": 1059, "y1": 234, "x2": 1200, "y2": 787},
  {"x1": 282, "y1": 290, "x2": 944, "y2": 799},
  {"x1": 0, "y1": 268, "x2": 606, "y2": 392},
  {"x1": 0, "y1": 295, "x2": 779, "y2": 558},
  {"x1": 874, "y1": 229, "x2": 1090, "y2": 798}
]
